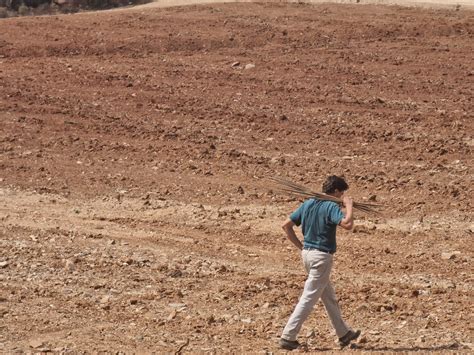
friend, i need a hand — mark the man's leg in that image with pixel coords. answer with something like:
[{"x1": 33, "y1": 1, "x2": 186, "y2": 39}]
[
  {"x1": 281, "y1": 252, "x2": 332, "y2": 341},
  {"x1": 320, "y1": 281, "x2": 350, "y2": 338}
]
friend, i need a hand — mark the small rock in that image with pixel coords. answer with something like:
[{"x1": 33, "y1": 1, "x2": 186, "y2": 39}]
[
  {"x1": 368, "y1": 330, "x2": 381, "y2": 335},
  {"x1": 244, "y1": 63, "x2": 255, "y2": 70},
  {"x1": 467, "y1": 224, "x2": 474, "y2": 233},
  {"x1": 231, "y1": 61, "x2": 240, "y2": 67},
  {"x1": 237, "y1": 186, "x2": 244, "y2": 194},
  {"x1": 358, "y1": 336, "x2": 368, "y2": 344},
  {"x1": 29, "y1": 339, "x2": 44, "y2": 348},
  {"x1": 167, "y1": 309, "x2": 177, "y2": 321},
  {"x1": 416, "y1": 335, "x2": 426, "y2": 343},
  {"x1": 64, "y1": 259, "x2": 75, "y2": 272},
  {"x1": 437, "y1": 280, "x2": 456, "y2": 289},
  {"x1": 305, "y1": 330, "x2": 316, "y2": 338},
  {"x1": 0, "y1": 261, "x2": 9, "y2": 268},
  {"x1": 441, "y1": 251, "x2": 461, "y2": 260},
  {"x1": 396, "y1": 321, "x2": 407, "y2": 329},
  {"x1": 169, "y1": 303, "x2": 187, "y2": 309},
  {"x1": 419, "y1": 289, "x2": 430, "y2": 296},
  {"x1": 353, "y1": 225, "x2": 370, "y2": 234},
  {"x1": 414, "y1": 310, "x2": 424, "y2": 317},
  {"x1": 168, "y1": 269, "x2": 183, "y2": 278},
  {"x1": 241, "y1": 318, "x2": 252, "y2": 323}
]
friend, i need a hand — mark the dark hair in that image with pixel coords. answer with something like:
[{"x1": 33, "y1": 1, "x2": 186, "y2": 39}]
[{"x1": 322, "y1": 175, "x2": 349, "y2": 194}]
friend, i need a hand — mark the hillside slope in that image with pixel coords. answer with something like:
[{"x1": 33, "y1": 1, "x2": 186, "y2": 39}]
[{"x1": 1, "y1": 3, "x2": 473, "y2": 352}]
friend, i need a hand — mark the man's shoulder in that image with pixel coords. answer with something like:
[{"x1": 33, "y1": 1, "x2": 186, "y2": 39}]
[
  {"x1": 302, "y1": 199, "x2": 340, "y2": 211},
  {"x1": 320, "y1": 200, "x2": 341, "y2": 211},
  {"x1": 301, "y1": 198, "x2": 315, "y2": 206}
]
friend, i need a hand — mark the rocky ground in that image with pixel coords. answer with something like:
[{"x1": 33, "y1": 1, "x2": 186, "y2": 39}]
[{"x1": 0, "y1": 2, "x2": 473, "y2": 353}]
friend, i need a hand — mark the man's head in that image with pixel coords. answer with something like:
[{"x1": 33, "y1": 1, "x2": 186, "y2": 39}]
[{"x1": 322, "y1": 175, "x2": 349, "y2": 197}]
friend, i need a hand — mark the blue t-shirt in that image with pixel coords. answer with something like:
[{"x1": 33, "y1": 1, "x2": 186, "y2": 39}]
[{"x1": 290, "y1": 199, "x2": 344, "y2": 253}]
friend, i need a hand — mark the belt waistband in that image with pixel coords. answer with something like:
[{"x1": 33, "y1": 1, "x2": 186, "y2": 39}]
[{"x1": 303, "y1": 247, "x2": 335, "y2": 254}]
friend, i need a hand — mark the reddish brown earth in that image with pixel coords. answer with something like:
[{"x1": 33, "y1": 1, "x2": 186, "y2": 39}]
[{"x1": 0, "y1": 3, "x2": 473, "y2": 353}]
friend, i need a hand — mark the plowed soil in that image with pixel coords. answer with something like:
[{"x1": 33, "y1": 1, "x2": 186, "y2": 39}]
[{"x1": 1, "y1": 2, "x2": 473, "y2": 353}]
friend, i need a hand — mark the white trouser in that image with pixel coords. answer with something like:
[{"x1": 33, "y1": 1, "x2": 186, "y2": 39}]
[{"x1": 281, "y1": 249, "x2": 350, "y2": 341}]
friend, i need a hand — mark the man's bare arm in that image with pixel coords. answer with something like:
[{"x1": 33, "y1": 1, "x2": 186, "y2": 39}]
[
  {"x1": 282, "y1": 219, "x2": 303, "y2": 250},
  {"x1": 339, "y1": 196, "x2": 354, "y2": 230}
]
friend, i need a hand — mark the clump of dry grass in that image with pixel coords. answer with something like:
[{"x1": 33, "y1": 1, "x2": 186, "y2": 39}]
[{"x1": 270, "y1": 177, "x2": 384, "y2": 214}]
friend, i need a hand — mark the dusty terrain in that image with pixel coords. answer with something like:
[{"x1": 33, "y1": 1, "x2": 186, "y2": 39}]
[{"x1": 1, "y1": 2, "x2": 473, "y2": 353}]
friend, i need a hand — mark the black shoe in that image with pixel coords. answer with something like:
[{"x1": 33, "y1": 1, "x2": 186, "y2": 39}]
[
  {"x1": 279, "y1": 338, "x2": 300, "y2": 350},
  {"x1": 339, "y1": 329, "x2": 361, "y2": 347}
]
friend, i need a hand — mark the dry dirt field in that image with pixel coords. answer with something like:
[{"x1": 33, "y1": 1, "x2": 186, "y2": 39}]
[{"x1": 1, "y1": 2, "x2": 473, "y2": 353}]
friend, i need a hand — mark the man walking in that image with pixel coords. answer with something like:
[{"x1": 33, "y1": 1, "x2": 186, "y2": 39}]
[{"x1": 279, "y1": 175, "x2": 360, "y2": 350}]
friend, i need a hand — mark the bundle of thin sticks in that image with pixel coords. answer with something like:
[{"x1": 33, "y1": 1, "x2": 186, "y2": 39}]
[{"x1": 270, "y1": 177, "x2": 384, "y2": 214}]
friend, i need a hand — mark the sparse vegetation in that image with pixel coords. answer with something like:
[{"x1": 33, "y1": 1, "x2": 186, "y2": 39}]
[
  {"x1": 0, "y1": 6, "x2": 8, "y2": 18},
  {"x1": 1, "y1": 0, "x2": 151, "y2": 16},
  {"x1": 17, "y1": 3, "x2": 29, "y2": 15}
]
